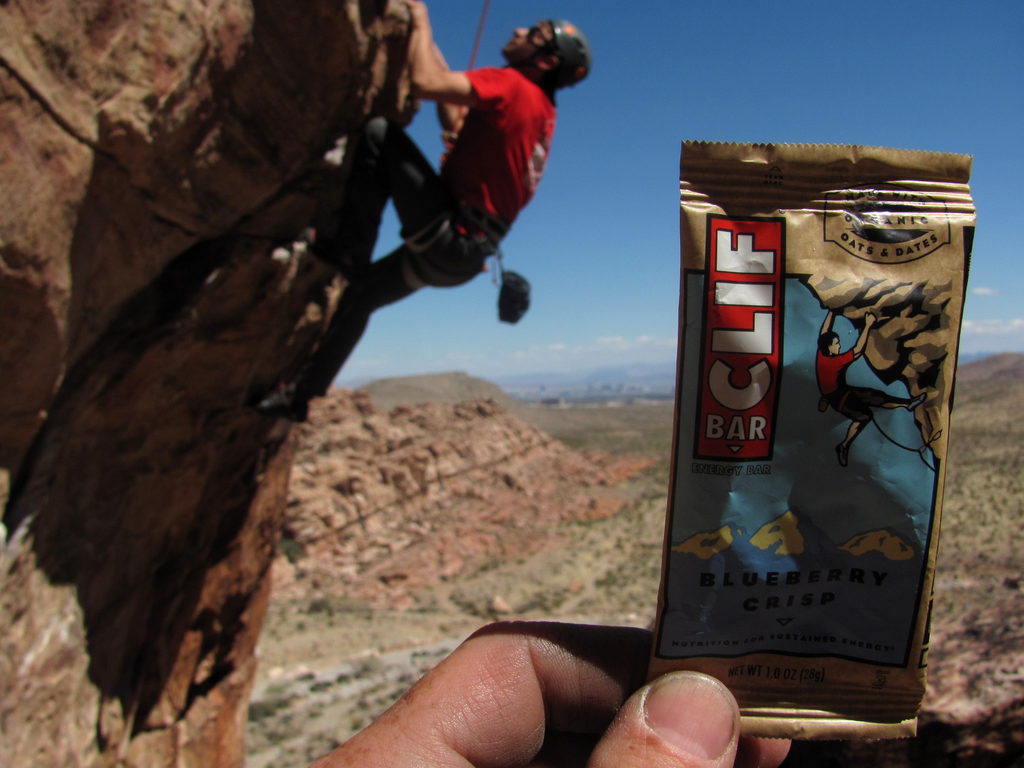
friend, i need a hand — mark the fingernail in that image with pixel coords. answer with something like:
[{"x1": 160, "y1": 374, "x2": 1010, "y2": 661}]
[{"x1": 643, "y1": 672, "x2": 738, "y2": 761}]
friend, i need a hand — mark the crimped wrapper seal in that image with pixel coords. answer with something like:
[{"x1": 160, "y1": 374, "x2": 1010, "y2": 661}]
[{"x1": 649, "y1": 141, "x2": 975, "y2": 740}]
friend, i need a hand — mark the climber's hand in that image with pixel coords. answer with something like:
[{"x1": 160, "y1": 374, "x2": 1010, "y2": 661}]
[
  {"x1": 308, "y1": 621, "x2": 790, "y2": 768},
  {"x1": 406, "y1": 0, "x2": 429, "y2": 30}
]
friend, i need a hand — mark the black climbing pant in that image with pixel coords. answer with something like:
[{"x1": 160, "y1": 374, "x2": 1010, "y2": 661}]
[{"x1": 293, "y1": 117, "x2": 497, "y2": 405}]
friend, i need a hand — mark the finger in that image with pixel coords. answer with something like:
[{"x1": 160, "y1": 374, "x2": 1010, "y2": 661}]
[
  {"x1": 735, "y1": 735, "x2": 791, "y2": 768},
  {"x1": 465, "y1": 621, "x2": 652, "y2": 735},
  {"x1": 531, "y1": 684, "x2": 792, "y2": 768},
  {"x1": 310, "y1": 621, "x2": 651, "y2": 768},
  {"x1": 587, "y1": 671, "x2": 741, "y2": 768}
]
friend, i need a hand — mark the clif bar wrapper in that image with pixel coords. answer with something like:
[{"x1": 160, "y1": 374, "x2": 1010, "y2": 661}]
[{"x1": 649, "y1": 142, "x2": 975, "y2": 739}]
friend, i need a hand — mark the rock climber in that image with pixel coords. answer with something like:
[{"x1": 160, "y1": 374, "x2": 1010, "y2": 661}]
[
  {"x1": 816, "y1": 310, "x2": 926, "y2": 467},
  {"x1": 258, "y1": 0, "x2": 591, "y2": 422}
]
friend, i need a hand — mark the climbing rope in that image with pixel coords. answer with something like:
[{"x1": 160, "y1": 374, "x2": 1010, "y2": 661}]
[
  {"x1": 869, "y1": 415, "x2": 940, "y2": 473},
  {"x1": 467, "y1": 0, "x2": 492, "y2": 69}
]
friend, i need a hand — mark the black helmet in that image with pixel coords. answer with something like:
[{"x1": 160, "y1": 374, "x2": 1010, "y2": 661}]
[{"x1": 546, "y1": 20, "x2": 591, "y2": 88}]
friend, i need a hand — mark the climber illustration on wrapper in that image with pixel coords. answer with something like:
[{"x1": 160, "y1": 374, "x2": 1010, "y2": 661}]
[{"x1": 815, "y1": 310, "x2": 926, "y2": 467}]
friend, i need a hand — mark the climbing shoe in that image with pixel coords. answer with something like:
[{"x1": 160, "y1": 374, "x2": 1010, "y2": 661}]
[
  {"x1": 907, "y1": 393, "x2": 926, "y2": 411},
  {"x1": 835, "y1": 443, "x2": 849, "y2": 467}
]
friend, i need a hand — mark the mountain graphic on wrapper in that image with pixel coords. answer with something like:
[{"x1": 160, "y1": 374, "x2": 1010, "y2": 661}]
[{"x1": 672, "y1": 511, "x2": 914, "y2": 561}]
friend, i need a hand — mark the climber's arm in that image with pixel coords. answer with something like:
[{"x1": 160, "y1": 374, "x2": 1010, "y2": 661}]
[
  {"x1": 851, "y1": 313, "x2": 877, "y2": 358},
  {"x1": 820, "y1": 310, "x2": 835, "y2": 337},
  {"x1": 407, "y1": 1, "x2": 477, "y2": 109},
  {"x1": 428, "y1": 39, "x2": 468, "y2": 133}
]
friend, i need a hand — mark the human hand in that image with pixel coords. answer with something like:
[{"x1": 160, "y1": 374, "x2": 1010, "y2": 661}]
[
  {"x1": 406, "y1": 0, "x2": 428, "y2": 29},
  {"x1": 864, "y1": 312, "x2": 877, "y2": 327},
  {"x1": 309, "y1": 621, "x2": 790, "y2": 768}
]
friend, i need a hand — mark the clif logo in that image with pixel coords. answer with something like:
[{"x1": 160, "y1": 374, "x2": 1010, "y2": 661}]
[
  {"x1": 823, "y1": 185, "x2": 951, "y2": 264},
  {"x1": 695, "y1": 216, "x2": 784, "y2": 461}
]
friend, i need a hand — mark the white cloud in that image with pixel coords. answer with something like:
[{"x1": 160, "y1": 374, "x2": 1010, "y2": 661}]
[
  {"x1": 961, "y1": 318, "x2": 1024, "y2": 335},
  {"x1": 971, "y1": 286, "x2": 1000, "y2": 296},
  {"x1": 958, "y1": 317, "x2": 1024, "y2": 355},
  {"x1": 590, "y1": 335, "x2": 675, "y2": 352}
]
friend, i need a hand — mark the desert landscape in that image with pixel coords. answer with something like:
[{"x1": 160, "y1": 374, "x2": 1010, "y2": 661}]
[
  {"x1": 245, "y1": 356, "x2": 1024, "y2": 767},
  {"x1": 3, "y1": 4, "x2": 1010, "y2": 765}
]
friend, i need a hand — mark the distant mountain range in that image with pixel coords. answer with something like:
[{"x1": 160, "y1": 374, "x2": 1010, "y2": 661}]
[
  {"x1": 954, "y1": 351, "x2": 1024, "y2": 382},
  {"x1": 349, "y1": 352, "x2": 1021, "y2": 406},
  {"x1": 491, "y1": 361, "x2": 677, "y2": 402}
]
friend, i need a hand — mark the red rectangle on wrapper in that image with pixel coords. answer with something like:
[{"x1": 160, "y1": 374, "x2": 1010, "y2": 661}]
[{"x1": 694, "y1": 216, "x2": 784, "y2": 460}]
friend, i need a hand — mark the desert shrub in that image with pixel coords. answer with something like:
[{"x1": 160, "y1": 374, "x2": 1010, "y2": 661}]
[
  {"x1": 307, "y1": 597, "x2": 332, "y2": 615},
  {"x1": 279, "y1": 535, "x2": 306, "y2": 564},
  {"x1": 248, "y1": 691, "x2": 297, "y2": 723}
]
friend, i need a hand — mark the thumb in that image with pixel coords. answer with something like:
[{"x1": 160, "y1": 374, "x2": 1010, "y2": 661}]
[{"x1": 588, "y1": 672, "x2": 740, "y2": 768}]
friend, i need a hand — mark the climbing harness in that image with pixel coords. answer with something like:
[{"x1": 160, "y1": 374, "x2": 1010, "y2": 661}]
[
  {"x1": 403, "y1": 212, "x2": 453, "y2": 254},
  {"x1": 459, "y1": 201, "x2": 509, "y2": 243},
  {"x1": 402, "y1": 202, "x2": 508, "y2": 254}
]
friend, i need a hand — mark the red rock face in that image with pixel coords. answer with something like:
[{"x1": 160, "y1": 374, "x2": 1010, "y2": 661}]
[
  {"x1": 274, "y1": 390, "x2": 654, "y2": 610},
  {"x1": 0, "y1": 2, "x2": 412, "y2": 766}
]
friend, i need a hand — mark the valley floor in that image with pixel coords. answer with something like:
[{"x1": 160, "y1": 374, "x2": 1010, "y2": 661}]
[{"x1": 247, "y1": 380, "x2": 1024, "y2": 767}]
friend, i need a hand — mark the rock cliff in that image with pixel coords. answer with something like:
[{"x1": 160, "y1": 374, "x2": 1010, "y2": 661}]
[
  {"x1": 1, "y1": 1, "x2": 413, "y2": 765},
  {"x1": 273, "y1": 390, "x2": 653, "y2": 610}
]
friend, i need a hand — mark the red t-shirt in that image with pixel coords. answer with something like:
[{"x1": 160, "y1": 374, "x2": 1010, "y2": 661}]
[
  {"x1": 440, "y1": 67, "x2": 556, "y2": 226},
  {"x1": 816, "y1": 348, "x2": 855, "y2": 395}
]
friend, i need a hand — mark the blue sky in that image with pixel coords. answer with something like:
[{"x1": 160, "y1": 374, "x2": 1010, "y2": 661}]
[{"x1": 339, "y1": 0, "x2": 1023, "y2": 385}]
